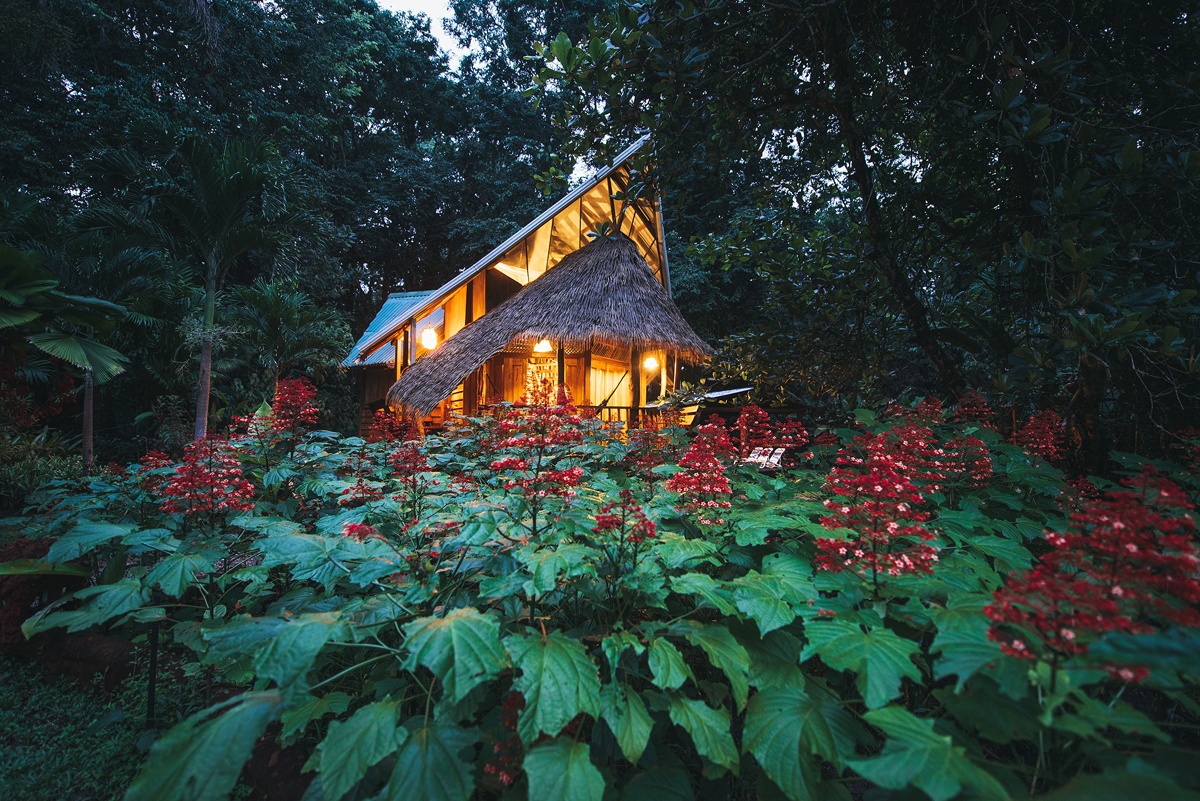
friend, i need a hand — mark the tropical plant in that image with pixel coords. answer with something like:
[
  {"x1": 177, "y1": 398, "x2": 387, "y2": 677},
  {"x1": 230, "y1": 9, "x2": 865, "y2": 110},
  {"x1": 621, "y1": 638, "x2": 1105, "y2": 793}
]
[{"x1": 11, "y1": 394, "x2": 1200, "y2": 800}]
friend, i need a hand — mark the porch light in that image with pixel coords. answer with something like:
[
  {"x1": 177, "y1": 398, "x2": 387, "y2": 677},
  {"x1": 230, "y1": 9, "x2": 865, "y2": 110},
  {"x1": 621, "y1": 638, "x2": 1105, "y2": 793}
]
[
  {"x1": 420, "y1": 327, "x2": 438, "y2": 350},
  {"x1": 533, "y1": 339, "x2": 553, "y2": 353},
  {"x1": 643, "y1": 355, "x2": 660, "y2": 371}
]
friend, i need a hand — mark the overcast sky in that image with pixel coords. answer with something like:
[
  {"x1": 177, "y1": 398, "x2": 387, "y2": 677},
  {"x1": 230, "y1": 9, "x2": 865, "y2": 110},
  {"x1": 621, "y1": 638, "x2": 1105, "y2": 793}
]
[{"x1": 374, "y1": 0, "x2": 465, "y2": 59}]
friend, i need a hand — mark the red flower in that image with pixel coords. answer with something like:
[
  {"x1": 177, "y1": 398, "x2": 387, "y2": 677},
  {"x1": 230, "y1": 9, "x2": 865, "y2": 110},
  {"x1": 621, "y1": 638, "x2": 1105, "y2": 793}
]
[
  {"x1": 161, "y1": 438, "x2": 255, "y2": 517},
  {"x1": 593, "y1": 489, "x2": 657, "y2": 544},
  {"x1": 342, "y1": 522, "x2": 380, "y2": 542},
  {"x1": 814, "y1": 430, "x2": 940, "y2": 586},
  {"x1": 271, "y1": 377, "x2": 319, "y2": 436},
  {"x1": 986, "y1": 468, "x2": 1200, "y2": 676},
  {"x1": 667, "y1": 420, "x2": 734, "y2": 526},
  {"x1": 1014, "y1": 409, "x2": 1065, "y2": 461},
  {"x1": 952, "y1": 391, "x2": 995, "y2": 428}
]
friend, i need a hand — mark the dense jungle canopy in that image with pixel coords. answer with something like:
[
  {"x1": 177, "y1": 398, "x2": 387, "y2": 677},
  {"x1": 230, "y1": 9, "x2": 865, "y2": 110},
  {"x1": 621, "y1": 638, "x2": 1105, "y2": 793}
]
[{"x1": 2, "y1": 0, "x2": 1199, "y2": 476}]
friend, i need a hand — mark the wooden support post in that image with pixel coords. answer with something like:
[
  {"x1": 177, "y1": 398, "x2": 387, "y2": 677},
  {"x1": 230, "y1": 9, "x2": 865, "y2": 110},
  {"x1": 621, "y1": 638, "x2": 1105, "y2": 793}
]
[
  {"x1": 630, "y1": 346, "x2": 642, "y2": 427},
  {"x1": 557, "y1": 341, "x2": 565, "y2": 388}
]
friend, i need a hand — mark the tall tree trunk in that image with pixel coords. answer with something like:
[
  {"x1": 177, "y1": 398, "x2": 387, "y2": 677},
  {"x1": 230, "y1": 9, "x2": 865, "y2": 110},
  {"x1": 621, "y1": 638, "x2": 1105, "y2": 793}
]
[
  {"x1": 821, "y1": 16, "x2": 966, "y2": 398},
  {"x1": 194, "y1": 269, "x2": 218, "y2": 440},
  {"x1": 82, "y1": 368, "x2": 94, "y2": 473}
]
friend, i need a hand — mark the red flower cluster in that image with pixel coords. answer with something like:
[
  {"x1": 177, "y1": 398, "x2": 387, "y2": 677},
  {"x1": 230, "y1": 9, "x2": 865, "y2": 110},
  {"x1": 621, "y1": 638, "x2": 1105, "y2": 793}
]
[
  {"x1": 952, "y1": 391, "x2": 995, "y2": 428},
  {"x1": 734, "y1": 405, "x2": 810, "y2": 459},
  {"x1": 161, "y1": 438, "x2": 255, "y2": 517},
  {"x1": 136, "y1": 450, "x2": 175, "y2": 494},
  {"x1": 667, "y1": 421, "x2": 734, "y2": 526},
  {"x1": 593, "y1": 489, "x2": 656, "y2": 544},
  {"x1": 483, "y1": 692, "x2": 526, "y2": 788},
  {"x1": 1014, "y1": 409, "x2": 1065, "y2": 461},
  {"x1": 813, "y1": 431, "x2": 840, "y2": 447},
  {"x1": 941, "y1": 435, "x2": 993, "y2": 488},
  {"x1": 986, "y1": 469, "x2": 1200, "y2": 675},
  {"x1": 503, "y1": 466, "x2": 584, "y2": 500},
  {"x1": 342, "y1": 522, "x2": 380, "y2": 542},
  {"x1": 815, "y1": 431, "x2": 940, "y2": 585},
  {"x1": 369, "y1": 408, "x2": 410, "y2": 443},
  {"x1": 271, "y1": 377, "x2": 319, "y2": 435},
  {"x1": 1172, "y1": 426, "x2": 1200, "y2": 471},
  {"x1": 884, "y1": 421, "x2": 950, "y2": 491}
]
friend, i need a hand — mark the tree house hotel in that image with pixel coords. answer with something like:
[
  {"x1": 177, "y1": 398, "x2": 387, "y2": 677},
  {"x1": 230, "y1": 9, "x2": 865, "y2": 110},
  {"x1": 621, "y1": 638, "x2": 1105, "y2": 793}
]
[{"x1": 344, "y1": 138, "x2": 712, "y2": 431}]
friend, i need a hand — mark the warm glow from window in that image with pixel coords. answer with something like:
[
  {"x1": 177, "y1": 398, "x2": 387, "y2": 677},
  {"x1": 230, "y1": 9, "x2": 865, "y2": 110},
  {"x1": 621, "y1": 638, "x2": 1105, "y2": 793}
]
[
  {"x1": 420, "y1": 327, "x2": 438, "y2": 350},
  {"x1": 533, "y1": 339, "x2": 553, "y2": 353},
  {"x1": 643, "y1": 355, "x2": 660, "y2": 371}
]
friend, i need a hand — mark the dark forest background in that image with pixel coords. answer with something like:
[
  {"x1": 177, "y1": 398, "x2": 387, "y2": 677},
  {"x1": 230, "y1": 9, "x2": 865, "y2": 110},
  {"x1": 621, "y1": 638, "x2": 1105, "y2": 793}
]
[{"x1": 3, "y1": 0, "x2": 1199, "y2": 494}]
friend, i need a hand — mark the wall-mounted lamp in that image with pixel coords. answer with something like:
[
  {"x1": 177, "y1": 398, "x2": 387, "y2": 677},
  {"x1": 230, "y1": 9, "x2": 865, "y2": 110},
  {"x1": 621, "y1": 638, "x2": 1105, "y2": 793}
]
[
  {"x1": 420, "y1": 327, "x2": 438, "y2": 350},
  {"x1": 643, "y1": 355, "x2": 660, "y2": 371},
  {"x1": 533, "y1": 339, "x2": 553, "y2": 353}
]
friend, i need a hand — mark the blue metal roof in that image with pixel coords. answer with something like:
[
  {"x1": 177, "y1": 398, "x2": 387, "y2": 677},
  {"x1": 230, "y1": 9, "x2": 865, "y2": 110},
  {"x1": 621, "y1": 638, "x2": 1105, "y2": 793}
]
[{"x1": 342, "y1": 291, "x2": 434, "y2": 367}]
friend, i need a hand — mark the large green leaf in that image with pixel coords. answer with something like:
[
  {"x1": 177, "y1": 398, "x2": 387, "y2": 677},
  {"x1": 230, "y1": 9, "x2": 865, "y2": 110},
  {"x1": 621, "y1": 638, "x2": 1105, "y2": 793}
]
[
  {"x1": 22, "y1": 578, "x2": 150, "y2": 636},
  {"x1": 930, "y1": 596, "x2": 1005, "y2": 691},
  {"x1": 801, "y1": 620, "x2": 921, "y2": 709},
  {"x1": 848, "y1": 706, "x2": 1008, "y2": 801},
  {"x1": 0, "y1": 559, "x2": 90, "y2": 577},
  {"x1": 404, "y1": 608, "x2": 507, "y2": 703},
  {"x1": 525, "y1": 738, "x2": 605, "y2": 801},
  {"x1": 648, "y1": 637, "x2": 693, "y2": 691},
  {"x1": 745, "y1": 684, "x2": 840, "y2": 800},
  {"x1": 146, "y1": 552, "x2": 216, "y2": 597},
  {"x1": 599, "y1": 682, "x2": 653, "y2": 764},
  {"x1": 28, "y1": 331, "x2": 128, "y2": 382},
  {"x1": 1035, "y1": 771, "x2": 1200, "y2": 800},
  {"x1": 518, "y1": 543, "x2": 597, "y2": 597},
  {"x1": 667, "y1": 695, "x2": 739, "y2": 773},
  {"x1": 46, "y1": 520, "x2": 133, "y2": 563},
  {"x1": 251, "y1": 613, "x2": 342, "y2": 696},
  {"x1": 384, "y1": 722, "x2": 476, "y2": 801},
  {"x1": 125, "y1": 692, "x2": 281, "y2": 801},
  {"x1": 674, "y1": 621, "x2": 750, "y2": 710},
  {"x1": 316, "y1": 699, "x2": 405, "y2": 801},
  {"x1": 507, "y1": 630, "x2": 601, "y2": 744}
]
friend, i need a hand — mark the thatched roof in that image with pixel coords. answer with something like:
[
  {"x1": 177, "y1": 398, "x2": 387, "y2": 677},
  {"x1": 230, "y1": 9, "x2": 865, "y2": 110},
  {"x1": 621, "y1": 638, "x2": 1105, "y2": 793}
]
[{"x1": 387, "y1": 233, "x2": 713, "y2": 415}]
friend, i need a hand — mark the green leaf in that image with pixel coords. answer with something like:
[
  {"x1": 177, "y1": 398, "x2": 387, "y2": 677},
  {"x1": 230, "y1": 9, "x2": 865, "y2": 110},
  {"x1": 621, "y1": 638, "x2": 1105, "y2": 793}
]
[
  {"x1": 648, "y1": 637, "x2": 693, "y2": 691},
  {"x1": 519, "y1": 543, "x2": 597, "y2": 597},
  {"x1": 601, "y1": 631, "x2": 645, "y2": 674},
  {"x1": 0, "y1": 559, "x2": 90, "y2": 577},
  {"x1": 280, "y1": 692, "x2": 350, "y2": 742},
  {"x1": 317, "y1": 699, "x2": 405, "y2": 801},
  {"x1": 619, "y1": 765, "x2": 695, "y2": 801},
  {"x1": 525, "y1": 738, "x2": 605, "y2": 801},
  {"x1": 668, "y1": 695, "x2": 739, "y2": 773},
  {"x1": 674, "y1": 621, "x2": 750, "y2": 710},
  {"x1": 253, "y1": 614, "x2": 342, "y2": 697},
  {"x1": 599, "y1": 682, "x2": 653, "y2": 764},
  {"x1": 22, "y1": 578, "x2": 150, "y2": 636},
  {"x1": 46, "y1": 520, "x2": 133, "y2": 562},
  {"x1": 507, "y1": 631, "x2": 601, "y2": 744},
  {"x1": 733, "y1": 577, "x2": 796, "y2": 634},
  {"x1": 670, "y1": 573, "x2": 738, "y2": 615},
  {"x1": 744, "y1": 685, "x2": 831, "y2": 801},
  {"x1": 404, "y1": 609, "x2": 507, "y2": 703},
  {"x1": 1035, "y1": 771, "x2": 1200, "y2": 801},
  {"x1": 848, "y1": 706, "x2": 1008, "y2": 801},
  {"x1": 384, "y1": 722, "x2": 475, "y2": 801},
  {"x1": 125, "y1": 692, "x2": 281, "y2": 801},
  {"x1": 931, "y1": 597, "x2": 1005, "y2": 691},
  {"x1": 28, "y1": 332, "x2": 128, "y2": 382},
  {"x1": 801, "y1": 621, "x2": 921, "y2": 709},
  {"x1": 146, "y1": 552, "x2": 215, "y2": 597}
]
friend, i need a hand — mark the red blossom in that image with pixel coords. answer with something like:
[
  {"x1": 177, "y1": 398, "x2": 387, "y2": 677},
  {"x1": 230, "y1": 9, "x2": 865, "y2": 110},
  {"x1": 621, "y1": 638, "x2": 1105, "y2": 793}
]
[
  {"x1": 342, "y1": 522, "x2": 380, "y2": 542},
  {"x1": 1014, "y1": 409, "x2": 1066, "y2": 461},
  {"x1": 593, "y1": 489, "x2": 657, "y2": 544},
  {"x1": 986, "y1": 468, "x2": 1200, "y2": 677},
  {"x1": 160, "y1": 438, "x2": 255, "y2": 517},
  {"x1": 483, "y1": 692, "x2": 526, "y2": 788},
  {"x1": 952, "y1": 391, "x2": 995, "y2": 428},
  {"x1": 667, "y1": 421, "x2": 735, "y2": 525},
  {"x1": 814, "y1": 430, "x2": 940, "y2": 586},
  {"x1": 271, "y1": 377, "x2": 319, "y2": 435},
  {"x1": 941, "y1": 435, "x2": 993, "y2": 488}
]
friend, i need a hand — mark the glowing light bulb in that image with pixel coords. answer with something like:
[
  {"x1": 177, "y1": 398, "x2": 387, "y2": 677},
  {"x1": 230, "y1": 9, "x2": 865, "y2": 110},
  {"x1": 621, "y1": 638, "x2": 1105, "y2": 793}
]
[
  {"x1": 420, "y1": 327, "x2": 438, "y2": 350},
  {"x1": 533, "y1": 339, "x2": 553, "y2": 353},
  {"x1": 643, "y1": 355, "x2": 660, "y2": 371}
]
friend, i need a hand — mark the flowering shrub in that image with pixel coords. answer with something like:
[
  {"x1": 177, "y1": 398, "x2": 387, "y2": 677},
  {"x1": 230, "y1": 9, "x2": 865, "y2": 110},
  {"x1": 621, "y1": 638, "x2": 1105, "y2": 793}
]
[
  {"x1": 9, "y1": 396, "x2": 1200, "y2": 801},
  {"x1": 160, "y1": 437, "x2": 255, "y2": 521},
  {"x1": 1015, "y1": 408, "x2": 1066, "y2": 461}
]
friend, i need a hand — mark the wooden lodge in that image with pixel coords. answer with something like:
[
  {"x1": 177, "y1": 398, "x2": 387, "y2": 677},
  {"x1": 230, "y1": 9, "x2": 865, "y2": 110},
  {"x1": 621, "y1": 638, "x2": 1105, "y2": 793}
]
[{"x1": 343, "y1": 138, "x2": 712, "y2": 432}]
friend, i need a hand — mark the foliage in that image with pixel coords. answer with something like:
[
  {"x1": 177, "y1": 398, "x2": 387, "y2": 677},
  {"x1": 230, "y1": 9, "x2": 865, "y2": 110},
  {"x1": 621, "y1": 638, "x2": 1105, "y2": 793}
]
[{"x1": 11, "y1": 395, "x2": 1200, "y2": 799}]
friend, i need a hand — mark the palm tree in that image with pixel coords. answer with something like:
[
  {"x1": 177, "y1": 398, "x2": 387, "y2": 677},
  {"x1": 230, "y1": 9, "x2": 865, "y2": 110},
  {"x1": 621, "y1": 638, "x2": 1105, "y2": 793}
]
[
  {"x1": 0, "y1": 243, "x2": 129, "y2": 471},
  {"x1": 88, "y1": 136, "x2": 300, "y2": 439},
  {"x1": 225, "y1": 278, "x2": 351, "y2": 392}
]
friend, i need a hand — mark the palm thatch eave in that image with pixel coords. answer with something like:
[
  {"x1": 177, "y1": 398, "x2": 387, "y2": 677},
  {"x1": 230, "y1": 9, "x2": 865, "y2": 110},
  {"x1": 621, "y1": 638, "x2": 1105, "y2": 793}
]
[{"x1": 387, "y1": 233, "x2": 713, "y2": 416}]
